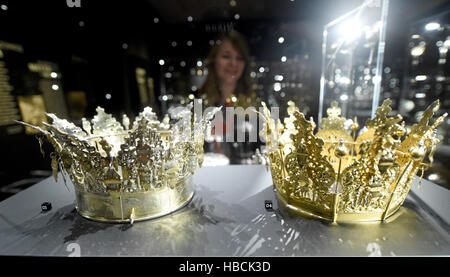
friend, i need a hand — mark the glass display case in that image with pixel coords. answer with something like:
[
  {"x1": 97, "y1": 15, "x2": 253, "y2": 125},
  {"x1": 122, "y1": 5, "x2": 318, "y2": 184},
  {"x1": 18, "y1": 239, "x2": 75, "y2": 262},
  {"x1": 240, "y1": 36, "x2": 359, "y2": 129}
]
[
  {"x1": 400, "y1": 10, "x2": 449, "y2": 144},
  {"x1": 318, "y1": 0, "x2": 389, "y2": 127},
  {"x1": 399, "y1": 9, "x2": 450, "y2": 188}
]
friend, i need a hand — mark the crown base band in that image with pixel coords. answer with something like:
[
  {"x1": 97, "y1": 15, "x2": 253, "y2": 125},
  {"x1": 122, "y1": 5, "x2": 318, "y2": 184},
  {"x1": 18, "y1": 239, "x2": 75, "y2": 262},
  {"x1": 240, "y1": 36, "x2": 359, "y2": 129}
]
[
  {"x1": 73, "y1": 175, "x2": 194, "y2": 223},
  {"x1": 276, "y1": 190, "x2": 402, "y2": 223}
]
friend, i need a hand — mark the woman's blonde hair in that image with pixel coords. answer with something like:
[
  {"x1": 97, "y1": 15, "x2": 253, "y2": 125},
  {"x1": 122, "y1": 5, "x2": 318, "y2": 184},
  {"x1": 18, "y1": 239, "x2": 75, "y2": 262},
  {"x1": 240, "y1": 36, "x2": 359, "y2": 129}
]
[{"x1": 200, "y1": 30, "x2": 254, "y2": 106}]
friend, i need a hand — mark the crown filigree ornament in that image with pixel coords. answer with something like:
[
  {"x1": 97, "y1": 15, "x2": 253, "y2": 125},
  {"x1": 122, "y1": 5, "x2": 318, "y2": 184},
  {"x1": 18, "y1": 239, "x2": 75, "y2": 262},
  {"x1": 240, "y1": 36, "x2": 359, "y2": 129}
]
[
  {"x1": 18, "y1": 104, "x2": 219, "y2": 223},
  {"x1": 259, "y1": 99, "x2": 447, "y2": 223}
]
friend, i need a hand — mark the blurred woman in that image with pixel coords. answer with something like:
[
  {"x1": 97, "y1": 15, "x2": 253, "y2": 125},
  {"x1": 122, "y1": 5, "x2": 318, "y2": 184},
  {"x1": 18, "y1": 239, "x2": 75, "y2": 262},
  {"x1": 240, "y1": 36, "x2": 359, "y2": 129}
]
[
  {"x1": 200, "y1": 30, "x2": 260, "y2": 164},
  {"x1": 200, "y1": 30, "x2": 257, "y2": 108}
]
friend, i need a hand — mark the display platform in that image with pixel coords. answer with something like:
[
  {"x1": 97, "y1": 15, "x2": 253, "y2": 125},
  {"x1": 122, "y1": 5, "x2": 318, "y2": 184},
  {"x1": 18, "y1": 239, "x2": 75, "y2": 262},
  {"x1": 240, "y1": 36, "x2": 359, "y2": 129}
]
[{"x1": 0, "y1": 165, "x2": 448, "y2": 256}]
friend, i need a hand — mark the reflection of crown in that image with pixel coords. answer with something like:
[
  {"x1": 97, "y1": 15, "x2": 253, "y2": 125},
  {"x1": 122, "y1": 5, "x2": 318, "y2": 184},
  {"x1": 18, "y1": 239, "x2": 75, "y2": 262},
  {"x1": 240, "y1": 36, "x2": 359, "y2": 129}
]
[
  {"x1": 259, "y1": 99, "x2": 447, "y2": 223},
  {"x1": 18, "y1": 104, "x2": 218, "y2": 223}
]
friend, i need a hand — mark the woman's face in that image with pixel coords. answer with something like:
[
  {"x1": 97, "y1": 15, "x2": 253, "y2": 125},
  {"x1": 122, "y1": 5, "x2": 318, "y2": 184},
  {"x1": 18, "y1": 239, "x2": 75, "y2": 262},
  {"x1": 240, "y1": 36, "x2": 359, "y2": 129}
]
[{"x1": 214, "y1": 39, "x2": 245, "y2": 86}]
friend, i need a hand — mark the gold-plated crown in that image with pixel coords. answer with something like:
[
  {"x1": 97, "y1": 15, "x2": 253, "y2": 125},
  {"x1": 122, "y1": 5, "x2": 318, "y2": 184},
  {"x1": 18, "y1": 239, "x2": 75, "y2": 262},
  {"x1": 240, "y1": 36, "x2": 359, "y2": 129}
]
[
  {"x1": 18, "y1": 104, "x2": 219, "y2": 223},
  {"x1": 259, "y1": 99, "x2": 447, "y2": 223}
]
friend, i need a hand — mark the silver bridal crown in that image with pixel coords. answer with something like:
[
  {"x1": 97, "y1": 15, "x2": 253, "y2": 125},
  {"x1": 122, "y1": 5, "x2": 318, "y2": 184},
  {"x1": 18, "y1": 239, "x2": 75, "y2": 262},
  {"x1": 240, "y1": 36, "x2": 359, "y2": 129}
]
[{"x1": 18, "y1": 103, "x2": 220, "y2": 223}]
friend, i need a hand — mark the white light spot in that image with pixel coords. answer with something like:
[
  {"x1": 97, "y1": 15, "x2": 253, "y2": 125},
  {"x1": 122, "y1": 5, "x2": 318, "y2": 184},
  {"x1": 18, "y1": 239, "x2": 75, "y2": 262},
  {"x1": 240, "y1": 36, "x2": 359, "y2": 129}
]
[
  {"x1": 180, "y1": 61, "x2": 186, "y2": 67},
  {"x1": 411, "y1": 45, "x2": 425, "y2": 57},
  {"x1": 50, "y1": 72, "x2": 58, "y2": 78},
  {"x1": 340, "y1": 94, "x2": 349, "y2": 101},
  {"x1": 278, "y1": 37, "x2": 285, "y2": 44},
  {"x1": 281, "y1": 56, "x2": 287, "y2": 62},
  {"x1": 159, "y1": 59, "x2": 165, "y2": 66},
  {"x1": 187, "y1": 40, "x2": 193, "y2": 46},
  {"x1": 340, "y1": 19, "x2": 362, "y2": 42},
  {"x1": 436, "y1": 76, "x2": 445, "y2": 82},
  {"x1": 196, "y1": 60, "x2": 202, "y2": 67},
  {"x1": 51, "y1": 84, "x2": 59, "y2": 91},
  {"x1": 274, "y1": 75, "x2": 284, "y2": 81},
  {"x1": 372, "y1": 75, "x2": 381, "y2": 84},
  {"x1": 428, "y1": 173, "x2": 439, "y2": 181},
  {"x1": 259, "y1": 67, "x2": 265, "y2": 73},
  {"x1": 153, "y1": 17, "x2": 159, "y2": 23},
  {"x1": 187, "y1": 16, "x2": 193, "y2": 22},
  {"x1": 234, "y1": 14, "x2": 240, "y2": 20},
  {"x1": 415, "y1": 75, "x2": 427, "y2": 81},
  {"x1": 415, "y1": 92, "x2": 426, "y2": 98},
  {"x1": 274, "y1": 82, "x2": 281, "y2": 92},
  {"x1": 339, "y1": 76, "x2": 351, "y2": 85},
  {"x1": 444, "y1": 39, "x2": 450, "y2": 48},
  {"x1": 1, "y1": 5, "x2": 8, "y2": 11},
  {"x1": 425, "y1": 22, "x2": 440, "y2": 31},
  {"x1": 105, "y1": 93, "x2": 111, "y2": 100}
]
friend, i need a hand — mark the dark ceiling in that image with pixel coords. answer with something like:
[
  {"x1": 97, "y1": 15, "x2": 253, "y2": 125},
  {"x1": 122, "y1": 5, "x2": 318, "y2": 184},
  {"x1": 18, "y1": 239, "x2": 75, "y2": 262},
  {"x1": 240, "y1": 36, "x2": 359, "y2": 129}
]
[
  {"x1": 146, "y1": 0, "x2": 448, "y2": 24},
  {"x1": 1, "y1": 0, "x2": 448, "y2": 105}
]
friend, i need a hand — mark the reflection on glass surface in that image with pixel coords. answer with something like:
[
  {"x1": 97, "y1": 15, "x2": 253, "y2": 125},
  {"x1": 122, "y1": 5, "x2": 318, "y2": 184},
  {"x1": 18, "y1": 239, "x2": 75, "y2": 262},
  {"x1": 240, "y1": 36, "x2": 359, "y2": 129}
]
[
  {"x1": 400, "y1": 9, "x2": 450, "y2": 189},
  {"x1": 319, "y1": 0, "x2": 389, "y2": 127}
]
